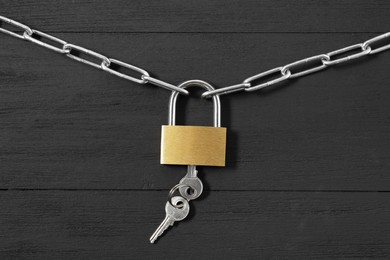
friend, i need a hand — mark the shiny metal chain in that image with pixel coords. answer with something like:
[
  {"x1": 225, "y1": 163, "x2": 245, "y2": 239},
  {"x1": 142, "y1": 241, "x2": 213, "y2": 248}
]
[
  {"x1": 1, "y1": 16, "x2": 390, "y2": 99},
  {"x1": 202, "y1": 32, "x2": 390, "y2": 98},
  {"x1": 0, "y1": 16, "x2": 189, "y2": 95}
]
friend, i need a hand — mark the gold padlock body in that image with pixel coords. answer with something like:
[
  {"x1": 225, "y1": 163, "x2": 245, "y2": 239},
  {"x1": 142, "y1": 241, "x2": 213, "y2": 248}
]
[{"x1": 161, "y1": 125, "x2": 226, "y2": 167}]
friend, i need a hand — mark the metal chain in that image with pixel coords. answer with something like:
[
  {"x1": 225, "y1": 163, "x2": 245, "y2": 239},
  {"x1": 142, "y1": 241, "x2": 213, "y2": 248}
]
[
  {"x1": 202, "y1": 33, "x2": 390, "y2": 98},
  {"x1": 0, "y1": 15, "x2": 189, "y2": 95},
  {"x1": 1, "y1": 16, "x2": 390, "y2": 99}
]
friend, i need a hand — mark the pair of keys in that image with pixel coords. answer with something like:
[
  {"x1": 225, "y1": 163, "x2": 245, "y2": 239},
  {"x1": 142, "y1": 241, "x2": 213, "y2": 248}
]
[
  {"x1": 150, "y1": 80, "x2": 227, "y2": 243},
  {"x1": 150, "y1": 165, "x2": 202, "y2": 243}
]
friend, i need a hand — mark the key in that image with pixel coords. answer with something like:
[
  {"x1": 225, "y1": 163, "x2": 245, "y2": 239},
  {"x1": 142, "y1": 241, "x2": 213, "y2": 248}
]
[
  {"x1": 179, "y1": 165, "x2": 203, "y2": 200},
  {"x1": 149, "y1": 196, "x2": 190, "y2": 244}
]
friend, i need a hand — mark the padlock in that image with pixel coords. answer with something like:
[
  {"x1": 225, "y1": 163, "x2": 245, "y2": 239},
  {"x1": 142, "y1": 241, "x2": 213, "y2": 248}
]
[{"x1": 160, "y1": 80, "x2": 227, "y2": 167}]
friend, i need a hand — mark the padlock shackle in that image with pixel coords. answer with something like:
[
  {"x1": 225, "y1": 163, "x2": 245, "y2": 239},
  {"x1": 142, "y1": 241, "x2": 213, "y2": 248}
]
[{"x1": 168, "y1": 80, "x2": 221, "y2": 127}]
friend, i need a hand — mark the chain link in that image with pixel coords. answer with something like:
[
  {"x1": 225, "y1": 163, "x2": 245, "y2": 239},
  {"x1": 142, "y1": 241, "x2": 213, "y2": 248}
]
[
  {"x1": 201, "y1": 83, "x2": 250, "y2": 98},
  {"x1": 0, "y1": 16, "x2": 32, "y2": 39},
  {"x1": 63, "y1": 43, "x2": 111, "y2": 69},
  {"x1": 24, "y1": 29, "x2": 68, "y2": 54},
  {"x1": 281, "y1": 54, "x2": 329, "y2": 78},
  {"x1": 142, "y1": 75, "x2": 190, "y2": 93},
  {"x1": 323, "y1": 43, "x2": 370, "y2": 66},
  {"x1": 363, "y1": 32, "x2": 390, "y2": 54},
  {"x1": 0, "y1": 15, "x2": 189, "y2": 96},
  {"x1": 1, "y1": 16, "x2": 389, "y2": 99},
  {"x1": 244, "y1": 67, "x2": 290, "y2": 92},
  {"x1": 203, "y1": 32, "x2": 390, "y2": 98},
  {"x1": 102, "y1": 58, "x2": 149, "y2": 84}
]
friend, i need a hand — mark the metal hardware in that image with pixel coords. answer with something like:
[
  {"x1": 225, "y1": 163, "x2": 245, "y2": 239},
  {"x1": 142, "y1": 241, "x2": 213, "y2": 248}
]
[
  {"x1": 363, "y1": 32, "x2": 390, "y2": 55},
  {"x1": 1, "y1": 16, "x2": 390, "y2": 98},
  {"x1": 179, "y1": 165, "x2": 203, "y2": 201},
  {"x1": 102, "y1": 58, "x2": 149, "y2": 84},
  {"x1": 161, "y1": 80, "x2": 226, "y2": 167},
  {"x1": 244, "y1": 67, "x2": 291, "y2": 92},
  {"x1": 0, "y1": 16, "x2": 32, "y2": 40},
  {"x1": 142, "y1": 75, "x2": 189, "y2": 95},
  {"x1": 169, "y1": 80, "x2": 222, "y2": 127},
  {"x1": 23, "y1": 29, "x2": 68, "y2": 54},
  {"x1": 202, "y1": 83, "x2": 250, "y2": 98},
  {"x1": 205, "y1": 33, "x2": 390, "y2": 97},
  {"x1": 63, "y1": 43, "x2": 111, "y2": 69},
  {"x1": 281, "y1": 54, "x2": 330, "y2": 78},
  {"x1": 167, "y1": 183, "x2": 191, "y2": 208},
  {"x1": 0, "y1": 15, "x2": 188, "y2": 95},
  {"x1": 149, "y1": 195, "x2": 190, "y2": 244},
  {"x1": 322, "y1": 44, "x2": 371, "y2": 66}
]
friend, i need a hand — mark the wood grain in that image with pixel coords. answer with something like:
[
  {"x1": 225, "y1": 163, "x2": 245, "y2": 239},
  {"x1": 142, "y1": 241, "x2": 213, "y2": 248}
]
[
  {"x1": 1, "y1": 1, "x2": 390, "y2": 259},
  {"x1": 1, "y1": 191, "x2": 389, "y2": 259},
  {"x1": 1, "y1": 0, "x2": 390, "y2": 32},
  {"x1": 1, "y1": 33, "x2": 389, "y2": 190}
]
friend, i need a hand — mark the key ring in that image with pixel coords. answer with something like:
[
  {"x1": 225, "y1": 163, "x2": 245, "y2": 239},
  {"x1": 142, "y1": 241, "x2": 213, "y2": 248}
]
[{"x1": 167, "y1": 183, "x2": 191, "y2": 208}]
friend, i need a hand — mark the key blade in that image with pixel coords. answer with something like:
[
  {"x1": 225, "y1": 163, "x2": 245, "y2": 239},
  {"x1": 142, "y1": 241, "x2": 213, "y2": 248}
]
[
  {"x1": 180, "y1": 167, "x2": 203, "y2": 200},
  {"x1": 186, "y1": 165, "x2": 198, "y2": 178},
  {"x1": 150, "y1": 197, "x2": 190, "y2": 244},
  {"x1": 149, "y1": 215, "x2": 175, "y2": 244}
]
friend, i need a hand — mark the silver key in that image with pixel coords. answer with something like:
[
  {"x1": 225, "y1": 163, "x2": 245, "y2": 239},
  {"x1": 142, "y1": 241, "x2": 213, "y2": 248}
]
[
  {"x1": 149, "y1": 196, "x2": 190, "y2": 244},
  {"x1": 179, "y1": 165, "x2": 203, "y2": 200}
]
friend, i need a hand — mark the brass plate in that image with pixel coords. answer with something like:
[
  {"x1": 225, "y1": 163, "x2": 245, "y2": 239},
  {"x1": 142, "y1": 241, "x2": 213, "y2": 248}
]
[{"x1": 161, "y1": 125, "x2": 226, "y2": 167}]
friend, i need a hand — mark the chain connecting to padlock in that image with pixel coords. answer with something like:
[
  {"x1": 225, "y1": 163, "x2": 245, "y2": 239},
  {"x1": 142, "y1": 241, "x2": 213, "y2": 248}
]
[
  {"x1": 161, "y1": 80, "x2": 226, "y2": 203},
  {"x1": 0, "y1": 15, "x2": 189, "y2": 95},
  {"x1": 1, "y1": 15, "x2": 390, "y2": 100},
  {"x1": 2, "y1": 15, "x2": 390, "y2": 243},
  {"x1": 201, "y1": 32, "x2": 390, "y2": 98}
]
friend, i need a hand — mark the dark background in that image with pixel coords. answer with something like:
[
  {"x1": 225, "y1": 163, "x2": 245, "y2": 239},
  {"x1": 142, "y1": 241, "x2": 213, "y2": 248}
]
[{"x1": 1, "y1": 1, "x2": 390, "y2": 259}]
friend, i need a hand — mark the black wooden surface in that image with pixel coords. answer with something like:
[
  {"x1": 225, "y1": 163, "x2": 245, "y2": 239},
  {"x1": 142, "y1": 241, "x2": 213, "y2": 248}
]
[{"x1": 1, "y1": 1, "x2": 390, "y2": 259}]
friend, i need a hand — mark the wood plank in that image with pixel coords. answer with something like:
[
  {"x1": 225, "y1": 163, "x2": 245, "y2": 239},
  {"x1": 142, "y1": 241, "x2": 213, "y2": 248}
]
[
  {"x1": 1, "y1": 33, "x2": 390, "y2": 190},
  {"x1": 1, "y1": 2, "x2": 390, "y2": 259},
  {"x1": 0, "y1": 190, "x2": 389, "y2": 259},
  {"x1": 1, "y1": 0, "x2": 390, "y2": 33}
]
